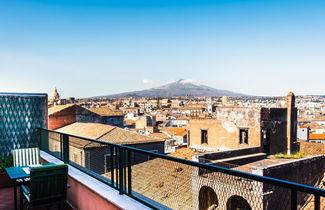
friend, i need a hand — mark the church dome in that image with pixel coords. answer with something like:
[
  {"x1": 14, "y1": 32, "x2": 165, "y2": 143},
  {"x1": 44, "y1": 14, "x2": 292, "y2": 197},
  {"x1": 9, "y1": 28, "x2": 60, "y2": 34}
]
[{"x1": 52, "y1": 87, "x2": 60, "y2": 100}]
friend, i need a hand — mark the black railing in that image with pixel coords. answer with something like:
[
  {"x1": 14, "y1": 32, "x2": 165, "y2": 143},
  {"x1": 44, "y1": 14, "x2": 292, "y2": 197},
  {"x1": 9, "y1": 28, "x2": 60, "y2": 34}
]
[{"x1": 39, "y1": 128, "x2": 325, "y2": 210}]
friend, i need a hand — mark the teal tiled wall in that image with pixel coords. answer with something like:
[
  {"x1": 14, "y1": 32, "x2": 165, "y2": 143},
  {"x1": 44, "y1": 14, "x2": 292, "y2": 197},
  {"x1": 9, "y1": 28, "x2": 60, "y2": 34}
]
[{"x1": 0, "y1": 93, "x2": 48, "y2": 156}]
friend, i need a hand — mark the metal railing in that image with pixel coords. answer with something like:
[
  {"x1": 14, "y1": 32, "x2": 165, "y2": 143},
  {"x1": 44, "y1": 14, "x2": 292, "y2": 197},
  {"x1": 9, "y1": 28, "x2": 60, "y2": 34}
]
[{"x1": 39, "y1": 128, "x2": 325, "y2": 210}]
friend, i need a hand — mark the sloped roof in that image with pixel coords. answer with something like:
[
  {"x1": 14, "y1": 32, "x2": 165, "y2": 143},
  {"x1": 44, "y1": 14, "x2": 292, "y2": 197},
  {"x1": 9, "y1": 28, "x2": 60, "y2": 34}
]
[
  {"x1": 99, "y1": 127, "x2": 165, "y2": 145},
  {"x1": 88, "y1": 107, "x2": 124, "y2": 116},
  {"x1": 55, "y1": 122, "x2": 164, "y2": 147},
  {"x1": 48, "y1": 104, "x2": 76, "y2": 115},
  {"x1": 307, "y1": 123, "x2": 325, "y2": 129},
  {"x1": 103, "y1": 158, "x2": 193, "y2": 209},
  {"x1": 309, "y1": 134, "x2": 325, "y2": 140},
  {"x1": 151, "y1": 132, "x2": 171, "y2": 139},
  {"x1": 169, "y1": 147, "x2": 203, "y2": 160},
  {"x1": 161, "y1": 127, "x2": 187, "y2": 137},
  {"x1": 56, "y1": 122, "x2": 115, "y2": 139}
]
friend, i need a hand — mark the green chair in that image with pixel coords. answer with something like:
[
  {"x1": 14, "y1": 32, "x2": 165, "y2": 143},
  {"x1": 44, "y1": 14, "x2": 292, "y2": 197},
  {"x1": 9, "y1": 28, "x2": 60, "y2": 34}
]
[
  {"x1": 20, "y1": 164, "x2": 69, "y2": 210},
  {"x1": 12, "y1": 147, "x2": 40, "y2": 167}
]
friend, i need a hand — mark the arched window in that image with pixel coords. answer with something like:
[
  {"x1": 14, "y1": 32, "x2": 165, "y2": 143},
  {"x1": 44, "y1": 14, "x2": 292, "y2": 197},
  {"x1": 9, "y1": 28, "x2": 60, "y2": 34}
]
[
  {"x1": 226, "y1": 195, "x2": 251, "y2": 210},
  {"x1": 199, "y1": 186, "x2": 218, "y2": 210}
]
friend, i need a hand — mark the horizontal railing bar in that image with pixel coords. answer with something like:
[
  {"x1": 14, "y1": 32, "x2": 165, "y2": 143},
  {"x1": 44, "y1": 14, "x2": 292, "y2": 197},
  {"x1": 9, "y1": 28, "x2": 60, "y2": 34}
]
[
  {"x1": 40, "y1": 128, "x2": 325, "y2": 197},
  {"x1": 69, "y1": 161, "x2": 116, "y2": 189}
]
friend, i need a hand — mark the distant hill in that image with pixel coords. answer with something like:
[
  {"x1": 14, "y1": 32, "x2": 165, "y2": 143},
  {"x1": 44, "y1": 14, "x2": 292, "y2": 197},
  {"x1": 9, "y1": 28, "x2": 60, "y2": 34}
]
[{"x1": 95, "y1": 79, "x2": 247, "y2": 98}]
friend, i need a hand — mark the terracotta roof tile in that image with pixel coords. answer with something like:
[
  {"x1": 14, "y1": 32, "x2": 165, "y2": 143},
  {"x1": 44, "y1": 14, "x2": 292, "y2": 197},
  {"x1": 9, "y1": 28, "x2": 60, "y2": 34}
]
[
  {"x1": 161, "y1": 128, "x2": 187, "y2": 136},
  {"x1": 309, "y1": 134, "x2": 325, "y2": 140},
  {"x1": 56, "y1": 122, "x2": 115, "y2": 139},
  {"x1": 56, "y1": 122, "x2": 165, "y2": 146},
  {"x1": 99, "y1": 128, "x2": 165, "y2": 145},
  {"x1": 88, "y1": 107, "x2": 124, "y2": 116},
  {"x1": 151, "y1": 132, "x2": 170, "y2": 139},
  {"x1": 48, "y1": 104, "x2": 76, "y2": 115}
]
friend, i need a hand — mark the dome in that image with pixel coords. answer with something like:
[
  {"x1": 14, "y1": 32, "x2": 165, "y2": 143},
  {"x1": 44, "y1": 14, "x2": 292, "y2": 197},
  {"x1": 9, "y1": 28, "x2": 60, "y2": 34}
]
[{"x1": 52, "y1": 87, "x2": 60, "y2": 100}]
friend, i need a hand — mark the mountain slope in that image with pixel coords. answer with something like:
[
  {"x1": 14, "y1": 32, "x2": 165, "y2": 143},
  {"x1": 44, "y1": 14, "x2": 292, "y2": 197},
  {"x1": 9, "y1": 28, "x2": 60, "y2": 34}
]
[{"x1": 96, "y1": 79, "x2": 247, "y2": 98}]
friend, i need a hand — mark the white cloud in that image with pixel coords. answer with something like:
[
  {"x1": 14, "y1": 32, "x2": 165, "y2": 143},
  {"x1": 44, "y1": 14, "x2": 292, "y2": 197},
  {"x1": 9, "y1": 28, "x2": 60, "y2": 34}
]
[
  {"x1": 142, "y1": 79, "x2": 155, "y2": 84},
  {"x1": 180, "y1": 79, "x2": 204, "y2": 84},
  {"x1": 165, "y1": 80, "x2": 176, "y2": 84}
]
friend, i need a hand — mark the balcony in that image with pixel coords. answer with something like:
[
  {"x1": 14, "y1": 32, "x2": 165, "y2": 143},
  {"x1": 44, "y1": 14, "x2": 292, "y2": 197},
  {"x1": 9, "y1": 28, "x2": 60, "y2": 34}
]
[{"x1": 0, "y1": 93, "x2": 325, "y2": 210}]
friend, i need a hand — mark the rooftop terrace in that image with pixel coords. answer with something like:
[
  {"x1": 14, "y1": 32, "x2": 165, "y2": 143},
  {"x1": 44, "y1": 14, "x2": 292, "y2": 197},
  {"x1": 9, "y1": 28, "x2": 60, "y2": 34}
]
[{"x1": 0, "y1": 93, "x2": 324, "y2": 210}]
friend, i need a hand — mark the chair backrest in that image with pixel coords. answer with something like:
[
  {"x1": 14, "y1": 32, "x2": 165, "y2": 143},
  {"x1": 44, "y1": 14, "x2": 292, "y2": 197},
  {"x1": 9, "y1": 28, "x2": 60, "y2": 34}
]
[
  {"x1": 12, "y1": 147, "x2": 40, "y2": 167},
  {"x1": 29, "y1": 164, "x2": 68, "y2": 208}
]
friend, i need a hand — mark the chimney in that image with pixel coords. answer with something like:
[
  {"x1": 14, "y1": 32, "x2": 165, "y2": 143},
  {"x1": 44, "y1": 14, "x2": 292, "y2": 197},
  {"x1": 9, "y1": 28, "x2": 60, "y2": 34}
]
[{"x1": 286, "y1": 92, "x2": 296, "y2": 154}]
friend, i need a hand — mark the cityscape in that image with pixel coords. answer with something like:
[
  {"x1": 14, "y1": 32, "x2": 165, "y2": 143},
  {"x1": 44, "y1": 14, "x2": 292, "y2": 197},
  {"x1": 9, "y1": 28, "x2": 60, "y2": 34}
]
[{"x1": 0, "y1": 0, "x2": 325, "y2": 210}]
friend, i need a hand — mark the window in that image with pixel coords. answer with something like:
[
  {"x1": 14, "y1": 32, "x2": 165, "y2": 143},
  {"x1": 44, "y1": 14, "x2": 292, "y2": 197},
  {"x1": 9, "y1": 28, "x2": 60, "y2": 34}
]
[
  {"x1": 201, "y1": 130, "x2": 208, "y2": 144},
  {"x1": 239, "y1": 129, "x2": 249, "y2": 144},
  {"x1": 73, "y1": 153, "x2": 79, "y2": 164},
  {"x1": 104, "y1": 150, "x2": 117, "y2": 173}
]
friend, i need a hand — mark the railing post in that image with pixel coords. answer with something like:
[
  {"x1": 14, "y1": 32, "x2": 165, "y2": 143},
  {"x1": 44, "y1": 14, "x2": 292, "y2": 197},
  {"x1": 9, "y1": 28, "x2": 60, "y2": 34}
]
[
  {"x1": 39, "y1": 129, "x2": 49, "y2": 152},
  {"x1": 115, "y1": 147, "x2": 119, "y2": 189},
  {"x1": 110, "y1": 146, "x2": 114, "y2": 188},
  {"x1": 62, "y1": 134, "x2": 69, "y2": 163},
  {"x1": 127, "y1": 150, "x2": 132, "y2": 195},
  {"x1": 314, "y1": 195, "x2": 320, "y2": 210},
  {"x1": 118, "y1": 147, "x2": 124, "y2": 195},
  {"x1": 291, "y1": 190, "x2": 297, "y2": 210}
]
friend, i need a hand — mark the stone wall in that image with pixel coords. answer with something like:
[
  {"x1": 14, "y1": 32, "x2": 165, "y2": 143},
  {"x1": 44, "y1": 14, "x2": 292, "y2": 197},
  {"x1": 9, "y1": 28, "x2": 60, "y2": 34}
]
[{"x1": 261, "y1": 108, "x2": 289, "y2": 154}]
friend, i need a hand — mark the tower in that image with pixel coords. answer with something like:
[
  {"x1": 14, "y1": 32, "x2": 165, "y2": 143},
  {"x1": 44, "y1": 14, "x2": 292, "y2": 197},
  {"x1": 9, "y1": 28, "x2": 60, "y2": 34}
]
[{"x1": 286, "y1": 92, "x2": 297, "y2": 154}]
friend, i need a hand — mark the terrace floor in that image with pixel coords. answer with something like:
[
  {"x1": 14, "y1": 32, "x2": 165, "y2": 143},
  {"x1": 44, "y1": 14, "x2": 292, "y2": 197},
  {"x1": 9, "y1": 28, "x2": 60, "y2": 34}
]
[{"x1": 0, "y1": 187, "x2": 72, "y2": 210}]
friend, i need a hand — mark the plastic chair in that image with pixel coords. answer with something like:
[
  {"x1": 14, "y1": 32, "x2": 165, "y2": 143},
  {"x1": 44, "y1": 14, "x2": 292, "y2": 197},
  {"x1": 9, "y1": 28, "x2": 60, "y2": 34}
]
[
  {"x1": 12, "y1": 147, "x2": 40, "y2": 167},
  {"x1": 20, "y1": 164, "x2": 69, "y2": 210},
  {"x1": 12, "y1": 147, "x2": 40, "y2": 183}
]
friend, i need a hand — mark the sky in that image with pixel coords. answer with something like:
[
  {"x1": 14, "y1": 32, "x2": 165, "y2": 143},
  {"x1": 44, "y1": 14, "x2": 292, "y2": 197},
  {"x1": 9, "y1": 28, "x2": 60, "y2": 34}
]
[{"x1": 0, "y1": 0, "x2": 325, "y2": 98}]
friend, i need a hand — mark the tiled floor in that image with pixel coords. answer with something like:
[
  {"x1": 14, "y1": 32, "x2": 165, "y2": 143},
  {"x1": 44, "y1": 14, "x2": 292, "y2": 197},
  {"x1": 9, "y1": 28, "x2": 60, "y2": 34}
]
[
  {"x1": 0, "y1": 187, "x2": 17, "y2": 210},
  {"x1": 0, "y1": 187, "x2": 72, "y2": 210}
]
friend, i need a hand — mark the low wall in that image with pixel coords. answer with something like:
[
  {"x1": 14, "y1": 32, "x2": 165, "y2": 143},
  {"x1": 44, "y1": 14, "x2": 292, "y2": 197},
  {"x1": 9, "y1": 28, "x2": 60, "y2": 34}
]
[
  {"x1": 67, "y1": 176, "x2": 119, "y2": 210},
  {"x1": 262, "y1": 156, "x2": 325, "y2": 209},
  {"x1": 40, "y1": 151, "x2": 149, "y2": 210},
  {"x1": 197, "y1": 147, "x2": 261, "y2": 162}
]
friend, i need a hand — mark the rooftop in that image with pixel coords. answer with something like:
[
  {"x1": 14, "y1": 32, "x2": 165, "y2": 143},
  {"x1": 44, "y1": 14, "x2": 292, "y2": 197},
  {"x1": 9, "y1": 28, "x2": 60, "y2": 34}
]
[
  {"x1": 56, "y1": 122, "x2": 164, "y2": 145},
  {"x1": 1, "y1": 93, "x2": 325, "y2": 210},
  {"x1": 56, "y1": 122, "x2": 115, "y2": 139},
  {"x1": 88, "y1": 107, "x2": 124, "y2": 116},
  {"x1": 48, "y1": 104, "x2": 76, "y2": 115}
]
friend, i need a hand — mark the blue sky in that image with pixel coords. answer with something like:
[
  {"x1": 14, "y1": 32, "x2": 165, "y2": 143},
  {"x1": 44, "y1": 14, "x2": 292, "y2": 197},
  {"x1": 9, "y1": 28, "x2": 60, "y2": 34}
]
[{"x1": 0, "y1": 0, "x2": 325, "y2": 97}]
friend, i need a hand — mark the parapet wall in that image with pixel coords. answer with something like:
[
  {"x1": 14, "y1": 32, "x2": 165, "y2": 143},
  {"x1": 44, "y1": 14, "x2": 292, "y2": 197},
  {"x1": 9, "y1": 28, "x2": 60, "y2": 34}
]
[
  {"x1": 262, "y1": 155, "x2": 325, "y2": 186},
  {"x1": 260, "y1": 155, "x2": 325, "y2": 209},
  {"x1": 197, "y1": 147, "x2": 261, "y2": 162}
]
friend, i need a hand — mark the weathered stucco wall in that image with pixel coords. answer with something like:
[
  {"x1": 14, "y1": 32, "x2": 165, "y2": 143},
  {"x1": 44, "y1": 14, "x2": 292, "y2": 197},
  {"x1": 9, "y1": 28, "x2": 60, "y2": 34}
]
[
  {"x1": 49, "y1": 106, "x2": 77, "y2": 130},
  {"x1": 189, "y1": 108, "x2": 262, "y2": 150}
]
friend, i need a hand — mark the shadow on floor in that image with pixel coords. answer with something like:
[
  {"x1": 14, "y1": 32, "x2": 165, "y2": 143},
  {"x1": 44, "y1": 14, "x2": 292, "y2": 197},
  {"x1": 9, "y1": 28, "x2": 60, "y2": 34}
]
[{"x1": 0, "y1": 187, "x2": 73, "y2": 210}]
